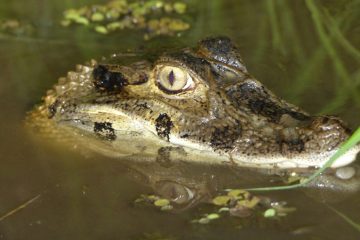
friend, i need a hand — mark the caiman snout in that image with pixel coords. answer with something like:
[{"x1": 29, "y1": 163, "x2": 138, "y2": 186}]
[{"x1": 308, "y1": 116, "x2": 353, "y2": 151}]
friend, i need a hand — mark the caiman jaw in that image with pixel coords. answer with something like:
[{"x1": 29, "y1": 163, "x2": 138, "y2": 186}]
[{"x1": 52, "y1": 99, "x2": 360, "y2": 170}]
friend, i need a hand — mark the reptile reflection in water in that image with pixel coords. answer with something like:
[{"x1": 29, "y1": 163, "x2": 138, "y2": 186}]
[{"x1": 122, "y1": 158, "x2": 360, "y2": 211}]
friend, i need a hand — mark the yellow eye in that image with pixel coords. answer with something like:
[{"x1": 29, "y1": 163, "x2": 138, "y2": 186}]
[{"x1": 157, "y1": 66, "x2": 193, "y2": 93}]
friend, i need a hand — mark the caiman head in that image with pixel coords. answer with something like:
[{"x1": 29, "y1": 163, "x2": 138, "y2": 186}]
[{"x1": 29, "y1": 36, "x2": 359, "y2": 169}]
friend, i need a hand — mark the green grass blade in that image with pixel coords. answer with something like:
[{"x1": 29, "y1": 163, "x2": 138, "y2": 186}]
[
  {"x1": 323, "y1": 9, "x2": 360, "y2": 62},
  {"x1": 289, "y1": 46, "x2": 327, "y2": 100},
  {"x1": 278, "y1": 0, "x2": 305, "y2": 62},
  {"x1": 305, "y1": 0, "x2": 360, "y2": 106},
  {"x1": 266, "y1": 0, "x2": 284, "y2": 54}
]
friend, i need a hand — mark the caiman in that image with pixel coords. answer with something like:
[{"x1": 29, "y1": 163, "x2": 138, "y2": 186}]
[{"x1": 27, "y1": 36, "x2": 360, "y2": 169}]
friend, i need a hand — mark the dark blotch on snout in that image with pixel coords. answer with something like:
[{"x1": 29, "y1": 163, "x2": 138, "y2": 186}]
[
  {"x1": 93, "y1": 65, "x2": 128, "y2": 92},
  {"x1": 94, "y1": 122, "x2": 116, "y2": 141},
  {"x1": 278, "y1": 138, "x2": 305, "y2": 154},
  {"x1": 210, "y1": 124, "x2": 242, "y2": 151},
  {"x1": 227, "y1": 82, "x2": 310, "y2": 123},
  {"x1": 155, "y1": 113, "x2": 174, "y2": 141}
]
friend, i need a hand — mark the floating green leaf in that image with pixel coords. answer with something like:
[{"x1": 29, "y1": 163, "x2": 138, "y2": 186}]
[
  {"x1": 207, "y1": 213, "x2": 220, "y2": 220},
  {"x1": 73, "y1": 16, "x2": 89, "y2": 25},
  {"x1": 264, "y1": 208, "x2": 276, "y2": 218},
  {"x1": 154, "y1": 199, "x2": 170, "y2": 207},
  {"x1": 160, "y1": 205, "x2": 173, "y2": 211},
  {"x1": 173, "y1": 2, "x2": 187, "y2": 14},
  {"x1": 212, "y1": 196, "x2": 231, "y2": 206},
  {"x1": 91, "y1": 13, "x2": 105, "y2": 22},
  {"x1": 107, "y1": 21, "x2": 124, "y2": 31},
  {"x1": 218, "y1": 207, "x2": 230, "y2": 213},
  {"x1": 237, "y1": 197, "x2": 260, "y2": 209},
  {"x1": 227, "y1": 189, "x2": 248, "y2": 198},
  {"x1": 95, "y1": 26, "x2": 108, "y2": 34},
  {"x1": 198, "y1": 217, "x2": 210, "y2": 224}
]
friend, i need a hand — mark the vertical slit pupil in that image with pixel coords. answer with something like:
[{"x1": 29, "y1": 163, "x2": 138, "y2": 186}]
[{"x1": 168, "y1": 70, "x2": 175, "y2": 86}]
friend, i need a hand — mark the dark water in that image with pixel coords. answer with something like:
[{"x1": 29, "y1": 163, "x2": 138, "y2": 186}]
[{"x1": 1, "y1": 0, "x2": 360, "y2": 239}]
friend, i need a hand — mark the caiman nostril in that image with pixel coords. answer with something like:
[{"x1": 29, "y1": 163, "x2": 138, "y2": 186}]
[
  {"x1": 311, "y1": 116, "x2": 352, "y2": 135},
  {"x1": 93, "y1": 65, "x2": 128, "y2": 92}
]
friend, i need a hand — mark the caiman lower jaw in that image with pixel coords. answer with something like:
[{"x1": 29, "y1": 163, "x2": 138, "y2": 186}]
[
  {"x1": 327, "y1": 146, "x2": 360, "y2": 168},
  {"x1": 229, "y1": 145, "x2": 359, "y2": 169},
  {"x1": 52, "y1": 103, "x2": 359, "y2": 170}
]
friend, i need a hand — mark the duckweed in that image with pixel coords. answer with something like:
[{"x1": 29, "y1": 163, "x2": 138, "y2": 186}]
[
  {"x1": 192, "y1": 189, "x2": 294, "y2": 224},
  {"x1": 135, "y1": 189, "x2": 294, "y2": 225},
  {"x1": 191, "y1": 213, "x2": 220, "y2": 224},
  {"x1": 212, "y1": 195, "x2": 231, "y2": 206},
  {"x1": 73, "y1": 16, "x2": 89, "y2": 26},
  {"x1": 95, "y1": 25, "x2": 108, "y2": 34},
  {"x1": 61, "y1": 0, "x2": 190, "y2": 39},
  {"x1": 197, "y1": 217, "x2": 210, "y2": 224},
  {"x1": 91, "y1": 13, "x2": 105, "y2": 22},
  {"x1": 154, "y1": 199, "x2": 170, "y2": 207},
  {"x1": 134, "y1": 194, "x2": 173, "y2": 211},
  {"x1": 206, "y1": 213, "x2": 220, "y2": 220},
  {"x1": 173, "y1": 2, "x2": 186, "y2": 14},
  {"x1": 218, "y1": 207, "x2": 230, "y2": 212},
  {"x1": 227, "y1": 189, "x2": 249, "y2": 198},
  {"x1": 0, "y1": 19, "x2": 34, "y2": 36},
  {"x1": 263, "y1": 208, "x2": 276, "y2": 218},
  {"x1": 107, "y1": 22, "x2": 124, "y2": 31},
  {"x1": 160, "y1": 205, "x2": 173, "y2": 211}
]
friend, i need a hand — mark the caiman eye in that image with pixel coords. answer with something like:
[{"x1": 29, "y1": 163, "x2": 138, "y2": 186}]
[{"x1": 157, "y1": 66, "x2": 194, "y2": 93}]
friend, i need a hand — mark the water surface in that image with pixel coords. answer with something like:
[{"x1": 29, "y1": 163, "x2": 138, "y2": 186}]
[{"x1": 0, "y1": 0, "x2": 360, "y2": 239}]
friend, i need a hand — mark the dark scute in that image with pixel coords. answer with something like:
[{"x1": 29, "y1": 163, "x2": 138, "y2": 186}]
[
  {"x1": 138, "y1": 72, "x2": 148, "y2": 84},
  {"x1": 199, "y1": 36, "x2": 246, "y2": 71},
  {"x1": 166, "y1": 52, "x2": 211, "y2": 79},
  {"x1": 227, "y1": 82, "x2": 310, "y2": 123},
  {"x1": 180, "y1": 133, "x2": 189, "y2": 138},
  {"x1": 155, "y1": 113, "x2": 174, "y2": 141},
  {"x1": 93, "y1": 65, "x2": 128, "y2": 92},
  {"x1": 210, "y1": 125, "x2": 242, "y2": 151},
  {"x1": 47, "y1": 99, "x2": 59, "y2": 119},
  {"x1": 311, "y1": 116, "x2": 352, "y2": 136},
  {"x1": 278, "y1": 138, "x2": 305, "y2": 153},
  {"x1": 200, "y1": 36, "x2": 233, "y2": 55},
  {"x1": 94, "y1": 122, "x2": 116, "y2": 141},
  {"x1": 287, "y1": 111, "x2": 310, "y2": 121}
]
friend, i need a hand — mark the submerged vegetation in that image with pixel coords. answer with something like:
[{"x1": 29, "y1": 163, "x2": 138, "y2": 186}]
[
  {"x1": 192, "y1": 189, "x2": 295, "y2": 224},
  {"x1": 0, "y1": 19, "x2": 33, "y2": 36},
  {"x1": 260, "y1": 0, "x2": 360, "y2": 115},
  {"x1": 135, "y1": 189, "x2": 295, "y2": 225},
  {"x1": 132, "y1": 127, "x2": 360, "y2": 228}
]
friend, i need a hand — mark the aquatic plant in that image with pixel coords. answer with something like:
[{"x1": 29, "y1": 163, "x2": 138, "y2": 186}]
[{"x1": 61, "y1": 0, "x2": 190, "y2": 39}]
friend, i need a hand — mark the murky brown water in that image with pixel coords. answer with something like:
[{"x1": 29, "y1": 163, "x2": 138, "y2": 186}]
[{"x1": 1, "y1": 0, "x2": 360, "y2": 239}]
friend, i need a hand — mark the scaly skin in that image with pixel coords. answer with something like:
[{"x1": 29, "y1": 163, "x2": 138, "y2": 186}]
[{"x1": 27, "y1": 37, "x2": 359, "y2": 169}]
